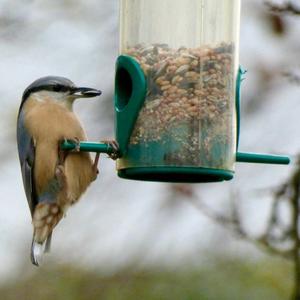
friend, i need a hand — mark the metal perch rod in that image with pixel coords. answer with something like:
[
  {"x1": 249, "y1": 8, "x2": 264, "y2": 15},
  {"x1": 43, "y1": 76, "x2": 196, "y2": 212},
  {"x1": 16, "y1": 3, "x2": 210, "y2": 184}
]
[
  {"x1": 61, "y1": 141, "x2": 290, "y2": 165},
  {"x1": 61, "y1": 140, "x2": 118, "y2": 155},
  {"x1": 236, "y1": 152, "x2": 290, "y2": 165}
]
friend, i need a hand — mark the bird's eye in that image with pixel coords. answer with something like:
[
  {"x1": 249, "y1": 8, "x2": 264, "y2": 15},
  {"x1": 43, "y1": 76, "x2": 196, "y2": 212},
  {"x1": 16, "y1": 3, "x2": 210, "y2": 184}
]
[{"x1": 52, "y1": 85, "x2": 63, "y2": 92}]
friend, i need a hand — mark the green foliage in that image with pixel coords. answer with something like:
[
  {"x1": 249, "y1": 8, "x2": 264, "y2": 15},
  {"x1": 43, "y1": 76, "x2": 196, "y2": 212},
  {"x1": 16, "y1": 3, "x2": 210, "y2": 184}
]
[{"x1": 0, "y1": 258, "x2": 293, "y2": 300}]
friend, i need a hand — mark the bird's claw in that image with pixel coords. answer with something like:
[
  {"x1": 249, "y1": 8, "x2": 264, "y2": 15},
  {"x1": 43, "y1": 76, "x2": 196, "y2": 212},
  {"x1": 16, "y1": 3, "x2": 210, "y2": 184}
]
[
  {"x1": 66, "y1": 137, "x2": 81, "y2": 152},
  {"x1": 101, "y1": 140, "x2": 120, "y2": 160},
  {"x1": 58, "y1": 137, "x2": 80, "y2": 164}
]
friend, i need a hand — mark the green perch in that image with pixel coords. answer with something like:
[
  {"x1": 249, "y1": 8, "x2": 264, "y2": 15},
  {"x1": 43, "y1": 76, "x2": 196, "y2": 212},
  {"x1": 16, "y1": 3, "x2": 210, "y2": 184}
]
[
  {"x1": 236, "y1": 152, "x2": 290, "y2": 165},
  {"x1": 61, "y1": 140, "x2": 118, "y2": 156},
  {"x1": 61, "y1": 141, "x2": 290, "y2": 165}
]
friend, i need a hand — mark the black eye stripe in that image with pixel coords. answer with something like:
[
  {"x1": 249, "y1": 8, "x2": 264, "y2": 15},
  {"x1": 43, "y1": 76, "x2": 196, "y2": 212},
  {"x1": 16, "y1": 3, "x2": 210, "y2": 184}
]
[
  {"x1": 52, "y1": 85, "x2": 61, "y2": 92},
  {"x1": 51, "y1": 85, "x2": 69, "y2": 92}
]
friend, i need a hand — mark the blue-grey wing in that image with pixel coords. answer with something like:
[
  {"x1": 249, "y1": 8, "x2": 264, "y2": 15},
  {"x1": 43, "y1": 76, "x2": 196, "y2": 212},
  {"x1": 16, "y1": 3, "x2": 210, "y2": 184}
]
[{"x1": 17, "y1": 111, "x2": 36, "y2": 217}]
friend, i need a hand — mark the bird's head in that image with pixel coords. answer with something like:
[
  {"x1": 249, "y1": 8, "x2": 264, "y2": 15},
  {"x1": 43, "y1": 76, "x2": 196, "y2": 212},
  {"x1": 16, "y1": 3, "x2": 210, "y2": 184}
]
[{"x1": 21, "y1": 76, "x2": 102, "y2": 110}]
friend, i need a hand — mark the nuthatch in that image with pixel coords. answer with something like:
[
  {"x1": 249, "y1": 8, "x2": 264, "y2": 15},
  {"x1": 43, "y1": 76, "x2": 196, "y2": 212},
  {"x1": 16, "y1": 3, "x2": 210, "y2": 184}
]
[{"x1": 17, "y1": 76, "x2": 106, "y2": 266}]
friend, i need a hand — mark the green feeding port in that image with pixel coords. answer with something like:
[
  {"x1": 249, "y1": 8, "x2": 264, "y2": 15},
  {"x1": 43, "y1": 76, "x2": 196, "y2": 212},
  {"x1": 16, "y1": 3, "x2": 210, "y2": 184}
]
[
  {"x1": 114, "y1": 55, "x2": 147, "y2": 156},
  {"x1": 115, "y1": 67, "x2": 133, "y2": 111}
]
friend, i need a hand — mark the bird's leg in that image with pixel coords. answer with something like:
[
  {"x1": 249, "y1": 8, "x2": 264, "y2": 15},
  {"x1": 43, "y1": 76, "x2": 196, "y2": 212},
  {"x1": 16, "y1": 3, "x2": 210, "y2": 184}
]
[
  {"x1": 90, "y1": 153, "x2": 100, "y2": 181},
  {"x1": 101, "y1": 139, "x2": 120, "y2": 160},
  {"x1": 91, "y1": 140, "x2": 119, "y2": 180},
  {"x1": 55, "y1": 164, "x2": 67, "y2": 190},
  {"x1": 68, "y1": 137, "x2": 81, "y2": 153},
  {"x1": 58, "y1": 141, "x2": 67, "y2": 166}
]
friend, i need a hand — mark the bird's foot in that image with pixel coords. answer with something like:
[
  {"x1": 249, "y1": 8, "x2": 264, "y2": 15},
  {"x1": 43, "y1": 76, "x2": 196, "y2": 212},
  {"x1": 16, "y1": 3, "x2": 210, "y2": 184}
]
[
  {"x1": 58, "y1": 137, "x2": 81, "y2": 164},
  {"x1": 66, "y1": 137, "x2": 81, "y2": 153},
  {"x1": 101, "y1": 139, "x2": 120, "y2": 160}
]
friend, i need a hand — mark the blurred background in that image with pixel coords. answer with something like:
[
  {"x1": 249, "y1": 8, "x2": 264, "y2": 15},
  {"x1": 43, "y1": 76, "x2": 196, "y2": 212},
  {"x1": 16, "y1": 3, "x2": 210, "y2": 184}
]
[{"x1": 1, "y1": 0, "x2": 300, "y2": 299}]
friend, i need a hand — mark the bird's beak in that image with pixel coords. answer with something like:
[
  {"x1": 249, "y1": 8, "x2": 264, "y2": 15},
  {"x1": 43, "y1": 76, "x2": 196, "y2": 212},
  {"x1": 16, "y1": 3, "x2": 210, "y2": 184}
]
[{"x1": 71, "y1": 87, "x2": 102, "y2": 98}]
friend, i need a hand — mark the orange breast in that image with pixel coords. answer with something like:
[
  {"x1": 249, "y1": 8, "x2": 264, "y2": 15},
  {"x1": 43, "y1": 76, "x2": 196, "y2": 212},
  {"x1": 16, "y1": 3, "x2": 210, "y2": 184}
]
[{"x1": 23, "y1": 96, "x2": 95, "y2": 199}]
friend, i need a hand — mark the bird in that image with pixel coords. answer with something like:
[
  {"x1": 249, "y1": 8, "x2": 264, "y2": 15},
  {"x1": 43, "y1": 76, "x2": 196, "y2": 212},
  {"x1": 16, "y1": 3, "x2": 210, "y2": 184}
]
[{"x1": 17, "y1": 76, "x2": 104, "y2": 266}]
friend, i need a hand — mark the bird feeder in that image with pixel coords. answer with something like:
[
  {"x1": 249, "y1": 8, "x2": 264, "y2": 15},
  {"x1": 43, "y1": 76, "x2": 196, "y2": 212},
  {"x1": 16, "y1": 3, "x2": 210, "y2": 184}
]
[
  {"x1": 62, "y1": 0, "x2": 290, "y2": 183},
  {"x1": 113, "y1": 0, "x2": 289, "y2": 182}
]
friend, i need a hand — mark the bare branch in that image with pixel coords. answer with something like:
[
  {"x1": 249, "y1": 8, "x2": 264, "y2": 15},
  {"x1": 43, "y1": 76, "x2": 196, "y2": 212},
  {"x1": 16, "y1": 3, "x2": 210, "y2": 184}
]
[
  {"x1": 283, "y1": 71, "x2": 300, "y2": 85},
  {"x1": 256, "y1": 235, "x2": 294, "y2": 259},
  {"x1": 186, "y1": 196, "x2": 294, "y2": 260},
  {"x1": 265, "y1": 1, "x2": 300, "y2": 15},
  {"x1": 174, "y1": 154, "x2": 300, "y2": 290}
]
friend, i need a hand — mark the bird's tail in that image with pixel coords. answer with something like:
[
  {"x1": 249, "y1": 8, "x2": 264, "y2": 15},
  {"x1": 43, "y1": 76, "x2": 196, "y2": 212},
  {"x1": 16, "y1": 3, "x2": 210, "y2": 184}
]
[
  {"x1": 31, "y1": 232, "x2": 52, "y2": 266},
  {"x1": 31, "y1": 202, "x2": 63, "y2": 266},
  {"x1": 44, "y1": 231, "x2": 52, "y2": 253}
]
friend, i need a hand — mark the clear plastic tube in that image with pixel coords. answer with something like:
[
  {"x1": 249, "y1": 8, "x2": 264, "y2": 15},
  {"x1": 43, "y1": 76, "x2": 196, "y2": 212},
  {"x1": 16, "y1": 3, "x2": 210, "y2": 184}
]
[{"x1": 119, "y1": 0, "x2": 241, "y2": 171}]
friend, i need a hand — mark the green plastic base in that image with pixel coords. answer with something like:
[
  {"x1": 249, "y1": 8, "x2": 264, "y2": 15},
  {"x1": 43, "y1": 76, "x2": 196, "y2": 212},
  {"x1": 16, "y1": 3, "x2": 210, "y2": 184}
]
[{"x1": 118, "y1": 167, "x2": 234, "y2": 183}]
